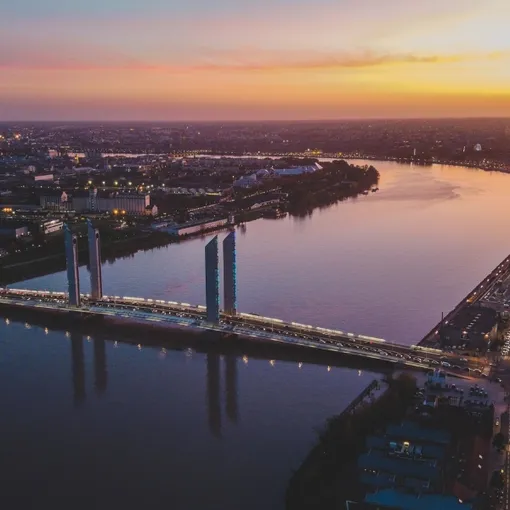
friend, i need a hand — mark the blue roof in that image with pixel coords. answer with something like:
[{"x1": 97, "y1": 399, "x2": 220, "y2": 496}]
[
  {"x1": 360, "y1": 472, "x2": 396, "y2": 488},
  {"x1": 365, "y1": 489, "x2": 471, "y2": 510},
  {"x1": 385, "y1": 422, "x2": 451, "y2": 445},
  {"x1": 366, "y1": 436, "x2": 446, "y2": 460},
  {"x1": 358, "y1": 451, "x2": 440, "y2": 482}
]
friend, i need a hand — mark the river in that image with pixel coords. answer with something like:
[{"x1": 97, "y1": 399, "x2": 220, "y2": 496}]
[{"x1": 2, "y1": 160, "x2": 510, "y2": 509}]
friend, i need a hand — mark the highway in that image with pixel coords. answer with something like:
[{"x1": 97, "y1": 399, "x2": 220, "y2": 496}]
[{"x1": 0, "y1": 287, "x2": 488, "y2": 377}]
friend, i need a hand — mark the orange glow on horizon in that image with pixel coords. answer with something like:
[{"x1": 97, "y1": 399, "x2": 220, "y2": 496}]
[{"x1": 2, "y1": 0, "x2": 510, "y2": 120}]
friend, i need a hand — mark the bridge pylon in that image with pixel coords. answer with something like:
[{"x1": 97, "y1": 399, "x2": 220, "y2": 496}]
[
  {"x1": 223, "y1": 231, "x2": 237, "y2": 315},
  {"x1": 64, "y1": 224, "x2": 81, "y2": 307},
  {"x1": 87, "y1": 220, "x2": 103, "y2": 299},
  {"x1": 205, "y1": 236, "x2": 220, "y2": 323}
]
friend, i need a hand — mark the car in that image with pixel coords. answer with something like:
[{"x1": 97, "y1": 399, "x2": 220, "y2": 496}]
[{"x1": 441, "y1": 362, "x2": 451, "y2": 368}]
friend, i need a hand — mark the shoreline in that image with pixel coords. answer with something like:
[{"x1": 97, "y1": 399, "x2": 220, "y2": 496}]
[
  {"x1": 195, "y1": 152, "x2": 510, "y2": 174},
  {"x1": 418, "y1": 251, "x2": 510, "y2": 348},
  {"x1": 0, "y1": 159, "x2": 377, "y2": 285},
  {"x1": 285, "y1": 373, "x2": 416, "y2": 510}
]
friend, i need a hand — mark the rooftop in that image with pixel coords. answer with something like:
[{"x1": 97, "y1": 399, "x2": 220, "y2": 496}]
[
  {"x1": 364, "y1": 489, "x2": 472, "y2": 510},
  {"x1": 385, "y1": 422, "x2": 451, "y2": 445},
  {"x1": 366, "y1": 436, "x2": 446, "y2": 460},
  {"x1": 359, "y1": 450, "x2": 440, "y2": 482}
]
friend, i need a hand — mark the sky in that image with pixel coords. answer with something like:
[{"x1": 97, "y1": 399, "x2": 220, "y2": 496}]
[{"x1": 1, "y1": 0, "x2": 509, "y2": 121}]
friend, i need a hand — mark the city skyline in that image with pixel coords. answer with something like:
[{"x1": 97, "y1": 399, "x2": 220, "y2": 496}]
[{"x1": 2, "y1": 0, "x2": 509, "y2": 120}]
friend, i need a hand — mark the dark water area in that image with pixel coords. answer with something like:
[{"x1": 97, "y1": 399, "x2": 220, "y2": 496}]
[
  {"x1": 3, "y1": 161, "x2": 510, "y2": 508},
  {"x1": 0, "y1": 319, "x2": 374, "y2": 509}
]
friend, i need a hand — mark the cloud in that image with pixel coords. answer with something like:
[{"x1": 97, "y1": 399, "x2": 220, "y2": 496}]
[
  {"x1": 185, "y1": 51, "x2": 465, "y2": 72},
  {"x1": 1, "y1": 45, "x2": 508, "y2": 73}
]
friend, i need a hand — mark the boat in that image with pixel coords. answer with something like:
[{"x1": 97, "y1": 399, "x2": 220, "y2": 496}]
[
  {"x1": 371, "y1": 187, "x2": 379, "y2": 192},
  {"x1": 361, "y1": 190, "x2": 369, "y2": 195}
]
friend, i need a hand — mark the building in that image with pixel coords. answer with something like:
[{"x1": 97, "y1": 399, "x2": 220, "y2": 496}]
[
  {"x1": 40, "y1": 192, "x2": 71, "y2": 212},
  {"x1": 233, "y1": 174, "x2": 258, "y2": 188},
  {"x1": 87, "y1": 220, "x2": 103, "y2": 300},
  {"x1": 359, "y1": 421, "x2": 451, "y2": 494},
  {"x1": 72, "y1": 189, "x2": 150, "y2": 215},
  {"x1": 0, "y1": 225, "x2": 29, "y2": 238},
  {"x1": 64, "y1": 224, "x2": 80, "y2": 307},
  {"x1": 33, "y1": 174, "x2": 54, "y2": 182},
  {"x1": 169, "y1": 218, "x2": 231, "y2": 237},
  {"x1": 361, "y1": 489, "x2": 471, "y2": 510},
  {"x1": 223, "y1": 231, "x2": 237, "y2": 315},
  {"x1": 38, "y1": 219, "x2": 63, "y2": 235},
  {"x1": 205, "y1": 236, "x2": 220, "y2": 323},
  {"x1": 273, "y1": 163, "x2": 323, "y2": 176},
  {"x1": 41, "y1": 190, "x2": 150, "y2": 215}
]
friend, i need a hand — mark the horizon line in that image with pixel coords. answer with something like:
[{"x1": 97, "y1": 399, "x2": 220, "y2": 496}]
[{"x1": 2, "y1": 115, "x2": 510, "y2": 124}]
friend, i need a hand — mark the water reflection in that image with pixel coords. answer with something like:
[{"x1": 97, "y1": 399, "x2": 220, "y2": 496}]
[
  {"x1": 225, "y1": 354, "x2": 239, "y2": 424},
  {"x1": 70, "y1": 332, "x2": 86, "y2": 406},
  {"x1": 93, "y1": 338, "x2": 108, "y2": 395},
  {"x1": 206, "y1": 353, "x2": 222, "y2": 438}
]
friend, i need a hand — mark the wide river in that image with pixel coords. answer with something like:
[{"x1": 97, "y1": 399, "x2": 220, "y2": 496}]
[{"x1": 2, "y1": 161, "x2": 510, "y2": 509}]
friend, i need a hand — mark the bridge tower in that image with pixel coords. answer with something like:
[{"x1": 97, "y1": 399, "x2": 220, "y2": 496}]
[
  {"x1": 223, "y1": 231, "x2": 237, "y2": 315},
  {"x1": 205, "y1": 236, "x2": 220, "y2": 323},
  {"x1": 64, "y1": 224, "x2": 81, "y2": 306},
  {"x1": 87, "y1": 219, "x2": 103, "y2": 299}
]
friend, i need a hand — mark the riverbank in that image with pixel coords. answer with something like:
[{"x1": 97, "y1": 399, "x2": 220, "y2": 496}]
[
  {"x1": 0, "y1": 159, "x2": 378, "y2": 286},
  {"x1": 418, "y1": 251, "x2": 510, "y2": 349},
  {"x1": 0, "y1": 230, "x2": 174, "y2": 285},
  {"x1": 286, "y1": 373, "x2": 416, "y2": 510}
]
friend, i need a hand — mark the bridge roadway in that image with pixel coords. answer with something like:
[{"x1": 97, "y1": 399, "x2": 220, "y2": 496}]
[{"x1": 0, "y1": 288, "x2": 488, "y2": 377}]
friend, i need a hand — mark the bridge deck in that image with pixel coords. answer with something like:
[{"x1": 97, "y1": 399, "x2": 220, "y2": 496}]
[{"x1": 0, "y1": 288, "x2": 488, "y2": 378}]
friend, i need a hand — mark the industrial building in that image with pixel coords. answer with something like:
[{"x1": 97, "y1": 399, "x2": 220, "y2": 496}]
[
  {"x1": 41, "y1": 189, "x2": 151, "y2": 215},
  {"x1": 205, "y1": 236, "x2": 220, "y2": 323},
  {"x1": 64, "y1": 224, "x2": 80, "y2": 306},
  {"x1": 223, "y1": 231, "x2": 237, "y2": 315}
]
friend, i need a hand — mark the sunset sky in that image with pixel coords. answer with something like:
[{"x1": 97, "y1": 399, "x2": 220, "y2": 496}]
[{"x1": 2, "y1": 0, "x2": 509, "y2": 120}]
